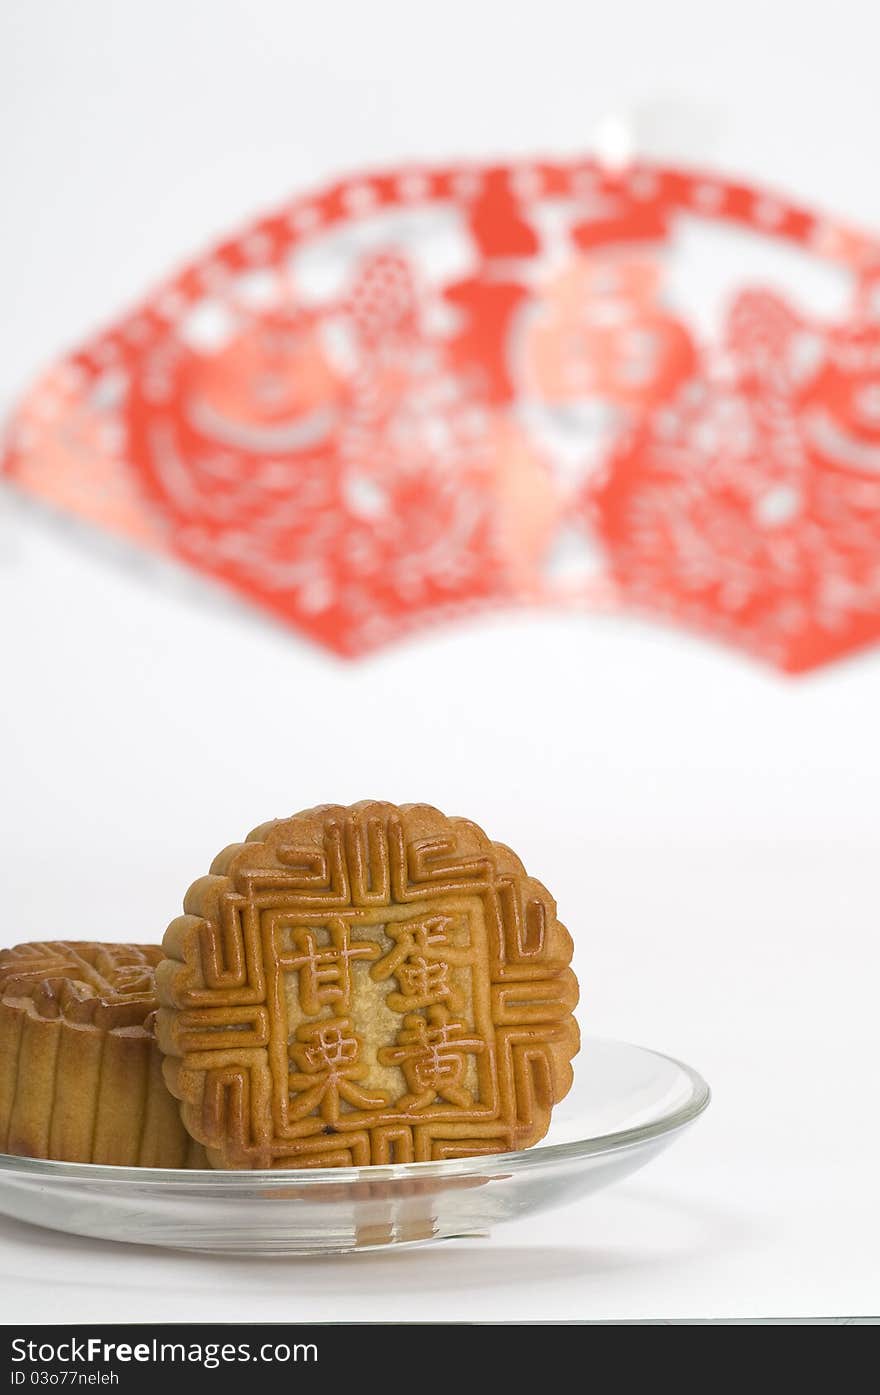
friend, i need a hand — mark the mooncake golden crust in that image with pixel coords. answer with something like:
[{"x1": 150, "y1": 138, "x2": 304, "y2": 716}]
[
  {"x1": 157, "y1": 802, "x2": 580, "y2": 1169},
  {"x1": 0, "y1": 941, "x2": 205, "y2": 1167}
]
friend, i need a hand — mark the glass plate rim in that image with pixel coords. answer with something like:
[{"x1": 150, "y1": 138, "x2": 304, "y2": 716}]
[{"x1": 0, "y1": 1036, "x2": 709, "y2": 1188}]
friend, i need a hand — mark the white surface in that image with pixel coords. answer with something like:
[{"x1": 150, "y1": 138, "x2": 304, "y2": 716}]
[{"x1": 2, "y1": 0, "x2": 880, "y2": 1323}]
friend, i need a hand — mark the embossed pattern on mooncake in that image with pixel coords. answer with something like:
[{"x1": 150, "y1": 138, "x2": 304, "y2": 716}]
[{"x1": 157, "y1": 803, "x2": 580, "y2": 1169}]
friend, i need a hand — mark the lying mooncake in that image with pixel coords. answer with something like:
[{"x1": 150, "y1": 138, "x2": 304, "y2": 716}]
[
  {"x1": 157, "y1": 801, "x2": 580, "y2": 1169},
  {"x1": 0, "y1": 941, "x2": 205, "y2": 1166}
]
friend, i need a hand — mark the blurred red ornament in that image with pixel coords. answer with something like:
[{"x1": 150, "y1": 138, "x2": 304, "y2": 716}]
[
  {"x1": 589, "y1": 290, "x2": 880, "y2": 671},
  {"x1": 3, "y1": 159, "x2": 879, "y2": 667}
]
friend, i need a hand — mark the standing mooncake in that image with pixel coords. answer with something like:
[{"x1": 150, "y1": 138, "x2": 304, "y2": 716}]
[{"x1": 157, "y1": 802, "x2": 580, "y2": 1169}]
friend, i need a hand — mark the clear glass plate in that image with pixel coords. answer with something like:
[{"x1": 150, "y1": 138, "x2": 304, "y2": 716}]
[{"x1": 0, "y1": 1038, "x2": 709, "y2": 1255}]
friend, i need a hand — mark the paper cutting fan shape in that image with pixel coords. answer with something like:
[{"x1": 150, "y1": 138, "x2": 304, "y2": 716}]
[{"x1": 3, "y1": 159, "x2": 879, "y2": 667}]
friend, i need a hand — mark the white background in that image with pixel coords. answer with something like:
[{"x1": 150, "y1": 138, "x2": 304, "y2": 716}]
[{"x1": 1, "y1": 0, "x2": 879, "y2": 1322}]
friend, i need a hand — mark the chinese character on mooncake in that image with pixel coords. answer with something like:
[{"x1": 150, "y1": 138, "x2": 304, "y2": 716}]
[{"x1": 156, "y1": 802, "x2": 580, "y2": 1168}]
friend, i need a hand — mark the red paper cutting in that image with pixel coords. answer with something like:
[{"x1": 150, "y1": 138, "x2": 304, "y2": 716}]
[
  {"x1": 588, "y1": 290, "x2": 880, "y2": 671},
  {"x1": 3, "y1": 159, "x2": 879, "y2": 667}
]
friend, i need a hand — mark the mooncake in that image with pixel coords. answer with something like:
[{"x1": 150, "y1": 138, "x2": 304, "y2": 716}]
[
  {"x1": 0, "y1": 940, "x2": 205, "y2": 1166},
  {"x1": 157, "y1": 802, "x2": 579, "y2": 1168}
]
